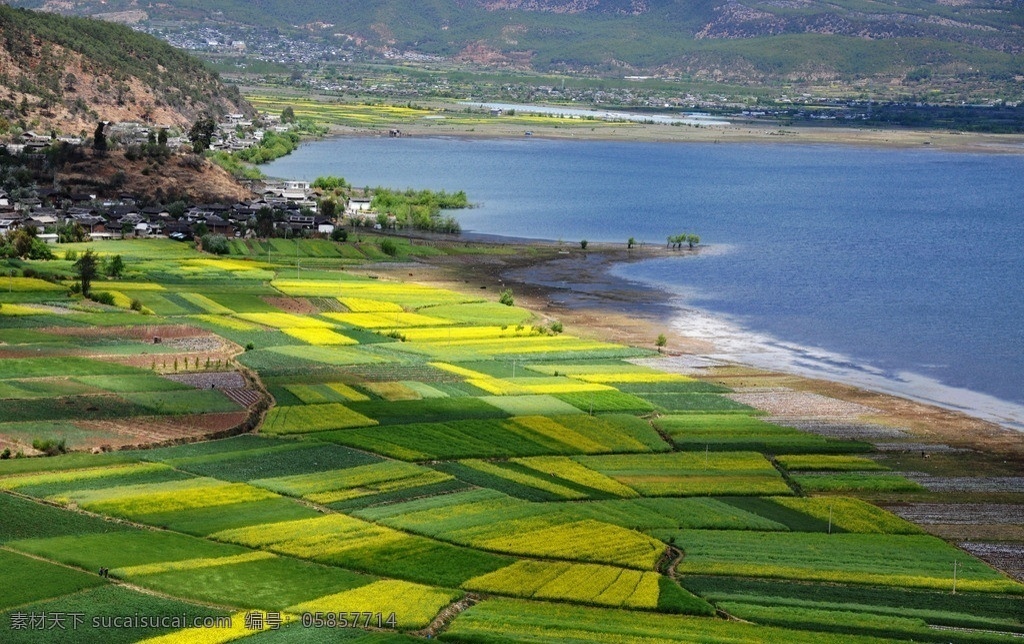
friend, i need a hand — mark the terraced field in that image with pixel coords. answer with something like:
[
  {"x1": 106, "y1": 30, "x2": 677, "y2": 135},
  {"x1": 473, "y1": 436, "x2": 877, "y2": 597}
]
[{"x1": 1, "y1": 240, "x2": 1021, "y2": 643}]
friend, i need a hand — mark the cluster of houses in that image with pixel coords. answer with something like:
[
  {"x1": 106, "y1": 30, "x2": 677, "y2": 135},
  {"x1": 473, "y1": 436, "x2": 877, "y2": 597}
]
[
  {"x1": 5, "y1": 113, "x2": 292, "y2": 156},
  {"x1": 0, "y1": 110, "x2": 402, "y2": 243},
  {"x1": 0, "y1": 180, "x2": 360, "y2": 242}
]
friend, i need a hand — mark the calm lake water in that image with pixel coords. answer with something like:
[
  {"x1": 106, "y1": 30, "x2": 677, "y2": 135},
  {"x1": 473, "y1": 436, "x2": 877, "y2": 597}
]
[{"x1": 265, "y1": 137, "x2": 1024, "y2": 429}]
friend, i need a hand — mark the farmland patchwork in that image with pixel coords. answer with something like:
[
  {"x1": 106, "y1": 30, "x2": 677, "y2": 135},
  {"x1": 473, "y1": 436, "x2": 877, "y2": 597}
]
[{"x1": 1, "y1": 241, "x2": 1021, "y2": 642}]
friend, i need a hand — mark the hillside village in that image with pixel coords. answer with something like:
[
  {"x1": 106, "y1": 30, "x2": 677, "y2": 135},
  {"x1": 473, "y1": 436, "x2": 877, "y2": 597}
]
[{"x1": 0, "y1": 112, "x2": 390, "y2": 249}]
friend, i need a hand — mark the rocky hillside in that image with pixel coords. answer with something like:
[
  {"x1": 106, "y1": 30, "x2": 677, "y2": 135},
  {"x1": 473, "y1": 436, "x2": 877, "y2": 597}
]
[
  {"x1": 0, "y1": 6, "x2": 253, "y2": 136},
  {"x1": 53, "y1": 149, "x2": 255, "y2": 204}
]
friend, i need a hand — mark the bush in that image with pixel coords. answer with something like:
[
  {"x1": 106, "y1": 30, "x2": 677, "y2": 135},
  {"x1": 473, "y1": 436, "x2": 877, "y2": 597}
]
[
  {"x1": 379, "y1": 238, "x2": 398, "y2": 257},
  {"x1": 201, "y1": 233, "x2": 229, "y2": 255},
  {"x1": 32, "y1": 438, "x2": 67, "y2": 456},
  {"x1": 89, "y1": 291, "x2": 116, "y2": 306},
  {"x1": 331, "y1": 228, "x2": 349, "y2": 242},
  {"x1": 130, "y1": 298, "x2": 143, "y2": 311},
  {"x1": 499, "y1": 289, "x2": 514, "y2": 307},
  {"x1": 550, "y1": 321, "x2": 563, "y2": 334}
]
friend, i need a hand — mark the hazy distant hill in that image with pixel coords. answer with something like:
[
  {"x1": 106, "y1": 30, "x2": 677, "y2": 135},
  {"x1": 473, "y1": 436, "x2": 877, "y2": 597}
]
[
  {"x1": 0, "y1": 6, "x2": 252, "y2": 136},
  {"x1": 11, "y1": 0, "x2": 1023, "y2": 88}
]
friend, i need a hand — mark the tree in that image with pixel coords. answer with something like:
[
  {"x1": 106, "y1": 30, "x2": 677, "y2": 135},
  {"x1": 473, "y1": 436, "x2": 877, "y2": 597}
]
[
  {"x1": 201, "y1": 234, "x2": 229, "y2": 255},
  {"x1": 255, "y1": 206, "x2": 275, "y2": 238},
  {"x1": 57, "y1": 222, "x2": 86, "y2": 243},
  {"x1": 74, "y1": 249, "x2": 98, "y2": 296},
  {"x1": 92, "y1": 121, "x2": 107, "y2": 153},
  {"x1": 656, "y1": 333, "x2": 667, "y2": 353},
  {"x1": 188, "y1": 116, "x2": 217, "y2": 153},
  {"x1": 627, "y1": 237, "x2": 636, "y2": 249},
  {"x1": 580, "y1": 239, "x2": 588, "y2": 250},
  {"x1": 319, "y1": 198, "x2": 337, "y2": 218},
  {"x1": 499, "y1": 289, "x2": 515, "y2": 306},
  {"x1": 281, "y1": 106, "x2": 296, "y2": 123},
  {"x1": 106, "y1": 254, "x2": 124, "y2": 278},
  {"x1": 158, "y1": 128, "x2": 168, "y2": 146},
  {"x1": 9, "y1": 228, "x2": 34, "y2": 258},
  {"x1": 167, "y1": 200, "x2": 187, "y2": 219}
]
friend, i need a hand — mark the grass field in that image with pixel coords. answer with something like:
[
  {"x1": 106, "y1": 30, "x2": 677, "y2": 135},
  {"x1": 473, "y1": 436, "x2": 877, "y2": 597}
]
[{"x1": 666, "y1": 530, "x2": 1023, "y2": 593}]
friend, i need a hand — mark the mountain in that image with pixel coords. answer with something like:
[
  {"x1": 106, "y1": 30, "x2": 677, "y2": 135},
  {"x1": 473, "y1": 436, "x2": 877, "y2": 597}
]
[
  {"x1": 10, "y1": 0, "x2": 1023, "y2": 92},
  {"x1": 0, "y1": 5, "x2": 253, "y2": 136}
]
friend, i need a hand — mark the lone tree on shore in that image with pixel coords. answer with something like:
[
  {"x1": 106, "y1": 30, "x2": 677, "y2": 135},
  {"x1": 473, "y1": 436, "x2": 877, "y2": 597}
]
[
  {"x1": 74, "y1": 250, "x2": 98, "y2": 296},
  {"x1": 656, "y1": 333, "x2": 667, "y2": 353},
  {"x1": 499, "y1": 289, "x2": 515, "y2": 306}
]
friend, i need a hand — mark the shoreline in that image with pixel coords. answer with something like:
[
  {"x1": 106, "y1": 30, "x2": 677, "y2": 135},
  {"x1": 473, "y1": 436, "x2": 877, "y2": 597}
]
[{"x1": 377, "y1": 238, "x2": 1024, "y2": 457}]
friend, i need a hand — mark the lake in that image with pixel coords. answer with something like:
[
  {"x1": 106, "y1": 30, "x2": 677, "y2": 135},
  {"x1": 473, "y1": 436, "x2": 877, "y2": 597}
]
[{"x1": 265, "y1": 136, "x2": 1024, "y2": 429}]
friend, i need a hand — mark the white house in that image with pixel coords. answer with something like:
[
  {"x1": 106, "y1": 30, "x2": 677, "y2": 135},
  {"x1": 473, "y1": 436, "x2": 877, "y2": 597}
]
[{"x1": 348, "y1": 198, "x2": 372, "y2": 213}]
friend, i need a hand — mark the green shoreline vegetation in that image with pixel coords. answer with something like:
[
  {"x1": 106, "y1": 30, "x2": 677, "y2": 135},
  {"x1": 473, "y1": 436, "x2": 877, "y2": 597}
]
[{"x1": 1, "y1": 235, "x2": 1023, "y2": 642}]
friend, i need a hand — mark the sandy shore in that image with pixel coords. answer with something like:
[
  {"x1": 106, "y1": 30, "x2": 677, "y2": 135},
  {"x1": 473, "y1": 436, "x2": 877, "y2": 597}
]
[{"x1": 365, "y1": 238, "x2": 1024, "y2": 459}]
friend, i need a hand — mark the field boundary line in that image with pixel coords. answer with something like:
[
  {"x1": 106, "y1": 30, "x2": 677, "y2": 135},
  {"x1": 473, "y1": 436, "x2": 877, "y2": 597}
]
[{"x1": 412, "y1": 592, "x2": 482, "y2": 638}]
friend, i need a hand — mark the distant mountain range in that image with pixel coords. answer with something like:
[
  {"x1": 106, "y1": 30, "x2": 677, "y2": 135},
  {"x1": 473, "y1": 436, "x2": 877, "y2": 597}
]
[
  {"x1": 9, "y1": 0, "x2": 1023, "y2": 92},
  {"x1": 0, "y1": 5, "x2": 252, "y2": 136}
]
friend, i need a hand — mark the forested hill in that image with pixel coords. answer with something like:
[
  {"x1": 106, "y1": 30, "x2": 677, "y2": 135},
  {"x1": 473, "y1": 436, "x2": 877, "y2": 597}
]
[
  {"x1": 0, "y1": 6, "x2": 253, "y2": 136},
  {"x1": 12, "y1": 0, "x2": 1024, "y2": 90}
]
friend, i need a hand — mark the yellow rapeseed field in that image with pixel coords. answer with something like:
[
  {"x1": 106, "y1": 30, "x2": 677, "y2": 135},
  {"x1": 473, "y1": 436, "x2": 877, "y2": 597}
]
[
  {"x1": 281, "y1": 327, "x2": 358, "y2": 346},
  {"x1": 114, "y1": 552, "x2": 276, "y2": 578},
  {"x1": 338, "y1": 297, "x2": 404, "y2": 312},
  {"x1": 511, "y1": 457, "x2": 639, "y2": 498},
  {"x1": 287, "y1": 580, "x2": 459, "y2": 630},
  {"x1": 236, "y1": 312, "x2": 334, "y2": 329},
  {"x1": 0, "y1": 462, "x2": 169, "y2": 490}
]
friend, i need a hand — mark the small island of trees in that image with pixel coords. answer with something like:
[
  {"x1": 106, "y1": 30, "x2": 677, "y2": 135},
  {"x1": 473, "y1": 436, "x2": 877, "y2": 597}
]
[{"x1": 667, "y1": 233, "x2": 700, "y2": 250}]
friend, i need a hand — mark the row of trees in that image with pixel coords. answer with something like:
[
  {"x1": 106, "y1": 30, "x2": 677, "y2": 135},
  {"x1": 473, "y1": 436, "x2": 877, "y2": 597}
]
[
  {"x1": 370, "y1": 187, "x2": 468, "y2": 234},
  {"x1": 668, "y1": 233, "x2": 700, "y2": 250}
]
